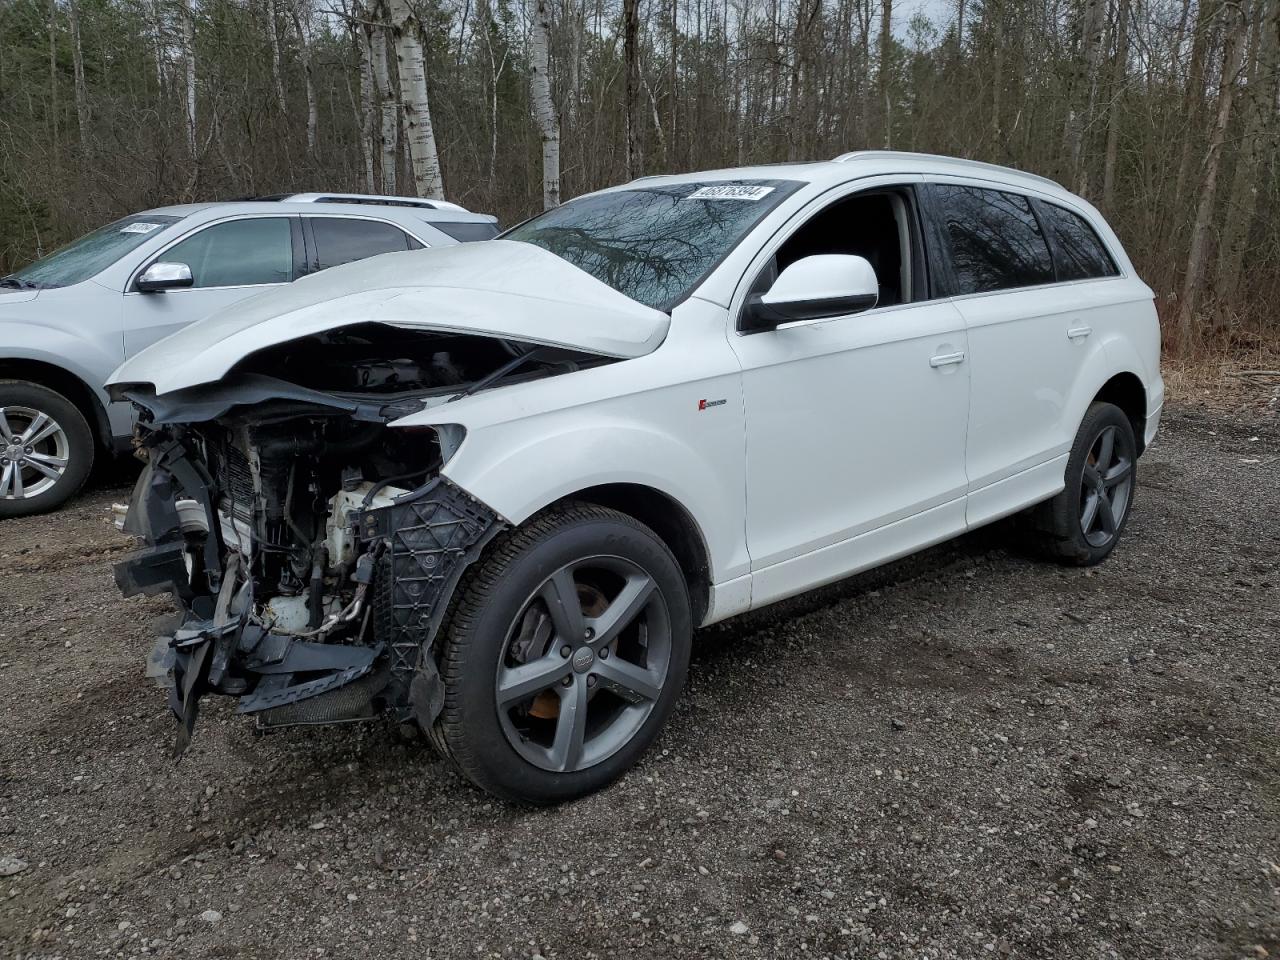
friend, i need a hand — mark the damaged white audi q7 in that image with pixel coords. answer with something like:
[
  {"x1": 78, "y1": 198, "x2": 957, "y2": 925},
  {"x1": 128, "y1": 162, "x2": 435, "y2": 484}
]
[{"x1": 109, "y1": 152, "x2": 1164, "y2": 804}]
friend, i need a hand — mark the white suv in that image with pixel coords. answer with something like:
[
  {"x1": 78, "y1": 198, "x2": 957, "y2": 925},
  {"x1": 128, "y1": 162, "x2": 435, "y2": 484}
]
[{"x1": 109, "y1": 152, "x2": 1163, "y2": 804}]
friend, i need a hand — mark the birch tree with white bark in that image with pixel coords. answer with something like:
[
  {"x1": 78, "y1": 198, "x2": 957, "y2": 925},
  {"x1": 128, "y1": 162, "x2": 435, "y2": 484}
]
[{"x1": 529, "y1": 0, "x2": 559, "y2": 207}]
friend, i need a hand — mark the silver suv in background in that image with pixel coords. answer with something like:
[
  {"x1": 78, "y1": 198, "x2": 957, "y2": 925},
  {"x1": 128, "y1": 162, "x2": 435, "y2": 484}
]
[{"x1": 0, "y1": 194, "x2": 498, "y2": 517}]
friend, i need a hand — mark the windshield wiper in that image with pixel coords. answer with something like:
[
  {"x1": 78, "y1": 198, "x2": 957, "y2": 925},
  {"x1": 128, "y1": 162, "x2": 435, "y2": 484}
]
[
  {"x1": 0, "y1": 276, "x2": 35, "y2": 289},
  {"x1": 449, "y1": 347, "x2": 550, "y2": 402}
]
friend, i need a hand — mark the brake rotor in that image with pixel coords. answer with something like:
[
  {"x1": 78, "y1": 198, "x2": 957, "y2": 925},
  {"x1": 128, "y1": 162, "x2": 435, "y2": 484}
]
[{"x1": 526, "y1": 580, "x2": 609, "y2": 720}]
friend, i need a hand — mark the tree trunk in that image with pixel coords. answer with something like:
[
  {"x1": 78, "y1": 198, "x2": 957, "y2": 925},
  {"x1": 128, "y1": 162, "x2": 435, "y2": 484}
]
[
  {"x1": 182, "y1": 0, "x2": 197, "y2": 156},
  {"x1": 1173, "y1": 0, "x2": 1219, "y2": 207},
  {"x1": 267, "y1": 0, "x2": 288, "y2": 114},
  {"x1": 357, "y1": 14, "x2": 377, "y2": 191},
  {"x1": 387, "y1": 0, "x2": 444, "y2": 199},
  {"x1": 48, "y1": 0, "x2": 58, "y2": 157},
  {"x1": 1102, "y1": 0, "x2": 1130, "y2": 210},
  {"x1": 1216, "y1": 0, "x2": 1278, "y2": 304},
  {"x1": 67, "y1": 0, "x2": 89, "y2": 150},
  {"x1": 878, "y1": 0, "x2": 893, "y2": 147},
  {"x1": 371, "y1": 22, "x2": 398, "y2": 193},
  {"x1": 289, "y1": 0, "x2": 319, "y2": 154},
  {"x1": 624, "y1": 0, "x2": 642, "y2": 178},
  {"x1": 1064, "y1": 0, "x2": 1109, "y2": 195},
  {"x1": 1175, "y1": 1, "x2": 1248, "y2": 346},
  {"x1": 529, "y1": 0, "x2": 560, "y2": 207}
]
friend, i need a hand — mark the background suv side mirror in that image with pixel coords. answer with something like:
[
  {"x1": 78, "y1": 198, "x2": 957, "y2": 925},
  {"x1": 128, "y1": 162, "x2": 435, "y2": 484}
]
[
  {"x1": 742, "y1": 254, "x2": 879, "y2": 332},
  {"x1": 137, "y1": 262, "x2": 193, "y2": 292}
]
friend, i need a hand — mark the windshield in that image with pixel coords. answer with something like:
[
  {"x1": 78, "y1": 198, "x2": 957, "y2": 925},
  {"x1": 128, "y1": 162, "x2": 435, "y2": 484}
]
[
  {"x1": 504, "y1": 179, "x2": 802, "y2": 310},
  {"x1": 4, "y1": 214, "x2": 181, "y2": 289}
]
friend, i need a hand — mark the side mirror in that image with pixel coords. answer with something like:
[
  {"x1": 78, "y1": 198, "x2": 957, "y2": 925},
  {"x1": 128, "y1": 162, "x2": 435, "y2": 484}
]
[
  {"x1": 743, "y1": 254, "x2": 879, "y2": 332},
  {"x1": 137, "y1": 262, "x2": 193, "y2": 293}
]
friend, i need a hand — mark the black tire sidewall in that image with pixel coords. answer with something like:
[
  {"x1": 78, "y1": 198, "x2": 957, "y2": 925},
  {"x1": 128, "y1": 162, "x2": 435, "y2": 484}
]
[
  {"x1": 1054, "y1": 402, "x2": 1137, "y2": 564},
  {"x1": 443, "y1": 511, "x2": 692, "y2": 804},
  {"x1": 0, "y1": 381, "x2": 95, "y2": 518}
]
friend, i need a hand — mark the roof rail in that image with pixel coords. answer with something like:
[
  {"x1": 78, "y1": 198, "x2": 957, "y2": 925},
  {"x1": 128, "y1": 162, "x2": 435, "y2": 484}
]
[
  {"x1": 272, "y1": 192, "x2": 470, "y2": 213},
  {"x1": 831, "y1": 150, "x2": 1063, "y2": 190}
]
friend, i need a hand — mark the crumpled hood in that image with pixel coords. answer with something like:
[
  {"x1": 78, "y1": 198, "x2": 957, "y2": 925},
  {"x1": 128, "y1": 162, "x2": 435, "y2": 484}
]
[{"x1": 108, "y1": 240, "x2": 671, "y2": 396}]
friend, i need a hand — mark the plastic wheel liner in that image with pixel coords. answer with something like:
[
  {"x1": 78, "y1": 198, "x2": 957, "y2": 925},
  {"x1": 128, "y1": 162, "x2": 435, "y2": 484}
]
[{"x1": 114, "y1": 423, "x2": 503, "y2": 756}]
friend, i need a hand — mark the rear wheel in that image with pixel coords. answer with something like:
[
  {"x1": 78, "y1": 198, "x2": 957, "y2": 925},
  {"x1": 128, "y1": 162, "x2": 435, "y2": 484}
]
[
  {"x1": 1021, "y1": 401, "x2": 1136, "y2": 566},
  {"x1": 0, "y1": 381, "x2": 94, "y2": 519},
  {"x1": 431, "y1": 503, "x2": 692, "y2": 804}
]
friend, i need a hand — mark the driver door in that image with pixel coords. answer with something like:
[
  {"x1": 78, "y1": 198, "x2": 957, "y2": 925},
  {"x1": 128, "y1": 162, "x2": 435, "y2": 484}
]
[
  {"x1": 728, "y1": 179, "x2": 972, "y2": 608},
  {"x1": 122, "y1": 215, "x2": 301, "y2": 358}
]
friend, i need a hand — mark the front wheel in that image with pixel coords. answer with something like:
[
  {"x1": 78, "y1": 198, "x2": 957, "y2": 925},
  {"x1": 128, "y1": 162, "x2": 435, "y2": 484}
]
[
  {"x1": 0, "y1": 381, "x2": 95, "y2": 519},
  {"x1": 431, "y1": 503, "x2": 692, "y2": 804},
  {"x1": 1021, "y1": 401, "x2": 1137, "y2": 566}
]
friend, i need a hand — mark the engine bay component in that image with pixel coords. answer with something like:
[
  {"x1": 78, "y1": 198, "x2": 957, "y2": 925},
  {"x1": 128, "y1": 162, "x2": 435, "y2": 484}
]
[{"x1": 111, "y1": 334, "x2": 529, "y2": 753}]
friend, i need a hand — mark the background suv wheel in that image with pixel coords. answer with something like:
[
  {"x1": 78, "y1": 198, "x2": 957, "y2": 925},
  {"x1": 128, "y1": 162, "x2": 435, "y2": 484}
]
[
  {"x1": 0, "y1": 380, "x2": 95, "y2": 519},
  {"x1": 1020, "y1": 401, "x2": 1137, "y2": 566},
  {"x1": 430, "y1": 503, "x2": 692, "y2": 804}
]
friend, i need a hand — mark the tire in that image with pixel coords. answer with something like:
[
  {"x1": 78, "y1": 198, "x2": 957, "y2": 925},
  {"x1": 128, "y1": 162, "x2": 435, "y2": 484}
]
[
  {"x1": 0, "y1": 380, "x2": 95, "y2": 519},
  {"x1": 1020, "y1": 401, "x2": 1137, "y2": 566},
  {"x1": 431, "y1": 503, "x2": 692, "y2": 804}
]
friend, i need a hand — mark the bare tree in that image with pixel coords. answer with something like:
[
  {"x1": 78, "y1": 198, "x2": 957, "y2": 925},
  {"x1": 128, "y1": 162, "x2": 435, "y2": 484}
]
[
  {"x1": 1216, "y1": 0, "x2": 1279, "y2": 303},
  {"x1": 266, "y1": 0, "x2": 288, "y2": 115},
  {"x1": 529, "y1": 0, "x2": 560, "y2": 207},
  {"x1": 624, "y1": 0, "x2": 642, "y2": 178},
  {"x1": 289, "y1": 0, "x2": 319, "y2": 154},
  {"x1": 1176, "y1": 0, "x2": 1248, "y2": 344},
  {"x1": 182, "y1": 0, "x2": 198, "y2": 156},
  {"x1": 370, "y1": 21, "x2": 398, "y2": 193},
  {"x1": 68, "y1": 0, "x2": 89, "y2": 149},
  {"x1": 386, "y1": 0, "x2": 444, "y2": 199}
]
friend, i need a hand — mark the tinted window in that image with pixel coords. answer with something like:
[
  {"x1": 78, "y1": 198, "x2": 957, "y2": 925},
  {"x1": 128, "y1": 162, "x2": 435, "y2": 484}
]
[
  {"x1": 934, "y1": 185, "x2": 1053, "y2": 293},
  {"x1": 161, "y1": 218, "x2": 293, "y2": 288},
  {"x1": 311, "y1": 217, "x2": 412, "y2": 270},
  {"x1": 1038, "y1": 202, "x2": 1118, "y2": 281},
  {"x1": 504, "y1": 179, "x2": 803, "y2": 310},
  {"x1": 431, "y1": 220, "x2": 500, "y2": 243},
  {"x1": 9, "y1": 215, "x2": 181, "y2": 289}
]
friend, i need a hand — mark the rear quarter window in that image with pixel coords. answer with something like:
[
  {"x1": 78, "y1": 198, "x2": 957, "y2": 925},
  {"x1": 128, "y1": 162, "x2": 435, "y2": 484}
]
[
  {"x1": 1036, "y1": 201, "x2": 1119, "y2": 281},
  {"x1": 933, "y1": 184, "x2": 1055, "y2": 294}
]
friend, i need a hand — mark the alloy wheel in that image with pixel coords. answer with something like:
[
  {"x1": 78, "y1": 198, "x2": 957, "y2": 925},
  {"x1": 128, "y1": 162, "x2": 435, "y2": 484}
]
[
  {"x1": 1079, "y1": 423, "x2": 1133, "y2": 547},
  {"x1": 495, "y1": 556, "x2": 672, "y2": 773},
  {"x1": 0, "y1": 405, "x2": 70, "y2": 500}
]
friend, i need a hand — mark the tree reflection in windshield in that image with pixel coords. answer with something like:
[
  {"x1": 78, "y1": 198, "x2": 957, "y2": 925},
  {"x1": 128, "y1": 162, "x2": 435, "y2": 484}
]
[{"x1": 505, "y1": 180, "x2": 801, "y2": 311}]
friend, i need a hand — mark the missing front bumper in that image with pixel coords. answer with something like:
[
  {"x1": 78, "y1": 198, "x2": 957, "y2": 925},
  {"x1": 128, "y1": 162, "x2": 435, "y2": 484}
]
[{"x1": 114, "y1": 429, "x2": 503, "y2": 755}]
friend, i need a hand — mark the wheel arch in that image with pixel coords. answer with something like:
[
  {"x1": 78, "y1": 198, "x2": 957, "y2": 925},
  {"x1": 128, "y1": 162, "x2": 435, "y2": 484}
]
[
  {"x1": 551, "y1": 482, "x2": 712, "y2": 627},
  {"x1": 1091, "y1": 371, "x2": 1147, "y2": 454},
  {"x1": 0, "y1": 358, "x2": 114, "y2": 449}
]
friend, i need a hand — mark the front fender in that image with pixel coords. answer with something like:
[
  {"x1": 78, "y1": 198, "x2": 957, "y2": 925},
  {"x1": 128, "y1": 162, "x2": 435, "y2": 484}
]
[
  {"x1": 410, "y1": 409, "x2": 750, "y2": 584},
  {"x1": 0, "y1": 320, "x2": 125, "y2": 435}
]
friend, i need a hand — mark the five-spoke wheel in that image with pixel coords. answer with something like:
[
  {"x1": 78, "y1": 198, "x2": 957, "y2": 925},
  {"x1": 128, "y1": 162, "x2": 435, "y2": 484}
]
[
  {"x1": 496, "y1": 557, "x2": 672, "y2": 773},
  {"x1": 431, "y1": 504, "x2": 691, "y2": 804},
  {"x1": 1020, "y1": 400, "x2": 1138, "y2": 565},
  {"x1": 1079, "y1": 422, "x2": 1134, "y2": 548}
]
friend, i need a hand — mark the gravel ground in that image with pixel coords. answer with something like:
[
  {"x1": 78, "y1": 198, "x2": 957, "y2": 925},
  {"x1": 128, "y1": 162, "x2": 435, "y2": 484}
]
[{"x1": 1, "y1": 402, "x2": 1277, "y2": 960}]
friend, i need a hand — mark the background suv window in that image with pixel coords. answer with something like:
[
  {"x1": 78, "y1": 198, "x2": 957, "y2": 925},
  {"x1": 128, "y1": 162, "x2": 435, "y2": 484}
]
[
  {"x1": 310, "y1": 217, "x2": 416, "y2": 271},
  {"x1": 1037, "y1": 202, "x2": 1119, "y2": 281},
  {"x1": 160, "y1": 217, "x2": 293, "y2": 288},
  {"x1": 934, "y1": 185, "x2": 1054, "y2": 294}
]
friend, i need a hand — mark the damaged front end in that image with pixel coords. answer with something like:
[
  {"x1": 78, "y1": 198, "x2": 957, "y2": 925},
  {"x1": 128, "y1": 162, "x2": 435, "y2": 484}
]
[{"x1": 111, "y1": 325, "x2": 604, "y2": 753}]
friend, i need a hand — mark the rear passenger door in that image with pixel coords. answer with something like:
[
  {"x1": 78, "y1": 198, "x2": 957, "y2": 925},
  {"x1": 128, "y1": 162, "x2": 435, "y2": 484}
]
[
  {"x1": 925, "y1": 181, "x2": 1116, "y2": 527},
  {"x1": 301, "y1": 216, "x2": 422, "y2": 275}
]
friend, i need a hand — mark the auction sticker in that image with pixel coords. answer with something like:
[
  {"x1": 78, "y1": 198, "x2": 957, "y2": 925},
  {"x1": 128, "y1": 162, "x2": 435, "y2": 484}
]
[
  {"x1": 120, "y1": 222, "x2": 163, "y2": 234},
  {"x1": 685, "y1": 185, "x2": 775, "y2": 201}
]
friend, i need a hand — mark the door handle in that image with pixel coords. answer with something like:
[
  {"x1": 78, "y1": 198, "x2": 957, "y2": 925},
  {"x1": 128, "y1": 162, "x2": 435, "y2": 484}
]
[
  {"x1": 1067, "y1": 325, "x2": 1093, "y2": 340},
  {"x1": 929, "y1": 351, "x2": 966, "y2": 368}
]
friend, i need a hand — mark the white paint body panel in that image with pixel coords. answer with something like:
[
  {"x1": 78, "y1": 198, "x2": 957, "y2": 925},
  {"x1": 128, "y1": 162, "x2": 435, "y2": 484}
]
[
  {"x1": 109, "y1": 241, "x2": 671, "y2": 394},
  {"x1": 109, "y1": 153, "x2": 1164, "y2": 626}
]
